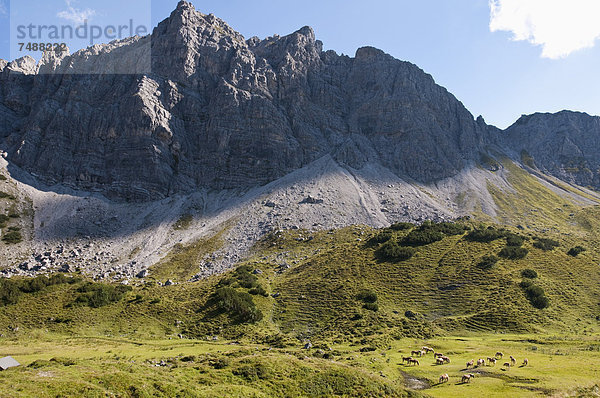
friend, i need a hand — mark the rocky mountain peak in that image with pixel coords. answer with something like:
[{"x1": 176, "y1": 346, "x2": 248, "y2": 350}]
[{"x1": 4, "y1": 2, "x2": 597, "y2": 202}]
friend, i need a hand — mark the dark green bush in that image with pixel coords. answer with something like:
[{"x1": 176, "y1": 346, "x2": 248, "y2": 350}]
[
  {"x1": 0, "y1": 214, "x2": 9, "y2": 228},
  {"x1": 521, "y1": 282, "x2": 550, "y2": 309},
  {"x1": 432, "y1": 222, "x2": 469, "y2": 236},
  {"x1": 19, "y1": 276, "x2": 49, "y2": 293},
  {"x1": 567, "y1": 246, "x2": 586, "y2": 257},
  {"x1": 519, "y1": 280, "x2": 533, "y2": 289},
  {"x1": 370, "y1": 231, "x2": 393, "y2": 244},
  {"x1": 234, "y1": 266, "x2": 259, "y2": 289},
  {"x1": 233, "y1": 363, "x2": 271, "y2": 381},
  {"x1": 505, "y1": 233, "x2": 525, "y2": 247},
  {"x1": 0, "y1": 191, "x2": 14, "y2": 199},
  {"x1": 0, "y1": 278, "x2": 21, "y2": 306},
  {"x1": 249, "y1": 285, "x2": 268, "y2": 296},
  {"x1": 378, "y1": 241, "x2": 415, "y2": 261},
  {"x1": 521, "y1": 269, "x2": 538, "y2": 279},
  {"x1": 533, "y1": 238, "x2": 559, "y2": 251},
  {"x1": 465, "y1": 227, "x2": 504, "y2": 243},
  {"x1": 389, "y1": 222, "x2": 414, "y2": 231},
  {"x1": 403, "y1": 229, "x2": 444, "y2": 246},
  {"x1": 2, "y1": 230, "x2": 22, "y2": 244},
  {"x1": 210, "y1": 357, "x2": 230, "y2": 369},
  {"x1": 529, "y1": 295, "x2": 550, "y2": 309},
  {"x1": 499, "y1": 246, "x2": 528, "y2": 260},
  {"x1": 363, "y1": 302, "x2": 378, "y2": 311},
  {"x1": 357, "y1": 290, "x2": 377, "y2": 303},
  {"x1": 76, "y1": 283, "x2": 132, "y2": 308},
  {"x1": 215, "y1": 287, "x2": 263, "y2": 323},
  {"x1": 477, "y1": 255, "x2": 499, "y2": 270}
]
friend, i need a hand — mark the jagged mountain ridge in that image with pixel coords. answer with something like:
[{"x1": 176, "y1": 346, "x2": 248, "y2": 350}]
[{"x1": 0, "y1": 1, "x2": 489, "y2": 201}]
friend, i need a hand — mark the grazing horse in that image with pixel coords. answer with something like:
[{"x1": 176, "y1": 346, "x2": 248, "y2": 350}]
[
  {"x1": 510, "y1": 356, "x2": 516, "y2": 366},
  {"x1": 466, "y1": 360, "x2": 474, "y2": 368},
  {"x1": 503, "y1": 362, "x2": 511, "y2": 369},
  {"x1": 422, "y1": 346, "x2": 435, "y2": 354},
  {"x1": 495, "y1": 351, "x2": 503, "y2": 358},
  {"x1": 461, "y1": 373, "x2": 475, "y2": 383},
  {"x1": 401, "y1": 356, "x2": 413, "y2": 364},
  {"x1": 434, "y1": 352, "x2": 444, "y2": 358},
  {"x1": 477, "y1": 358, "x2": 485, "y2": 367},
  {"x1": 411, "y1": 350, "x2": 423, "y2": 357},
  {"x1": 440, "y1": 356, "x2": 451, "y2": 364},
  {"x1": 436, "y1": 357, "x2": 445, "y2": 365},
  {"x1": 522, "y1": 358, "x2": 529, "y2": 366},
  {"x1": 439, "y1": 373, "x2": 449, "y2": 383},
  {"x1": 408, "y1": 358, "x2": 420, "y2": 366},
  {"x1": 487, "y1": 357, "x2": 497, "y2": 366}
]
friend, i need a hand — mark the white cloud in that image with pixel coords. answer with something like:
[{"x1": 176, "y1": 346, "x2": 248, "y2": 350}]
[
  {"x1": 57, "y1": 0, "x2": 96, "y2": 26},
  {"x1": 489, "y1": 0, "x2": 600, "y2": 59}
]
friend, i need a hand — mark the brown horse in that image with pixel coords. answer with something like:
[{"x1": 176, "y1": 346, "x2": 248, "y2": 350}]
[
  {"x1": 466, "y1": 360, "x2": 474, "y2": 368},
  {"x1": 510, "y1": 356, "x2": 517, "y2": 366},
  {"x1": 522, "y1": 358, "x2": 529, "y2": 366},
  {"x1": 436, "y1": 357, "x2": 445, "y2": 365},
  {"x1": 401, "y1": 356, "x2": 413, "y2": 364},
  {"x1": 461, "y1": 373, "x2": 475, "y2": 383},
  {"x1": 411, "y1": 350, "x2": 423, "y2": 357},
  {"x1": 408, "y1": 358, "x2": 420, "y2": 366},
  {"x1": 439, "y1": 373, "x2": 449, "y2": 383},
  {"x1": 487, "y1": 357, "x2": 497, "y2": 366},
  {"x1": 495, "y1": 351, "x2": 503, "y2": 358}
]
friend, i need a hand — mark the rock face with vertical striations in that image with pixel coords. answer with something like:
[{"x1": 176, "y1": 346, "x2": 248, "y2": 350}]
[
  {"x1": 503, "y1": 111, "x2": 600, "y2": 189},
  {"x1": 0, "y1": 1, "x2": 597, "y2": 201}
]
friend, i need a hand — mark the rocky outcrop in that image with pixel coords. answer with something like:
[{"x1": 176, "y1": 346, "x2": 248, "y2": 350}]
[
  {"x1": 503, "y1": 111, "x2": 600, "y2": 189},
  {"x1": 1, "y1": 0, "x2": 587, "y2": 202}
]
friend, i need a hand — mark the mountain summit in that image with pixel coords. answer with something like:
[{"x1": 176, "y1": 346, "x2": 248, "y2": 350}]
[{"x1": 1, "y1": 1, "x2": 493, "y2": 201}]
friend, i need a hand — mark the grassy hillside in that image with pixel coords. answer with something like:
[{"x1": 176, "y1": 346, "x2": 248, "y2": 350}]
[{"x1": 2, "y1": 217, "x2": 600, "y2": 396}]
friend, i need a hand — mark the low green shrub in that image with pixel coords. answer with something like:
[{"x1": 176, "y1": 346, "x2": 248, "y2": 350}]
[
  {"x1": 477, "y1": 255, "x2": 499, "y2": 270},
  {"x1": 505, "y1": 233, "x2": 525, "y2": 247},
  {"x1": 249, "y1": 285, "x2": 268, "y2": 296},
  {"x1": 363, "y1": 302, "x2": 378, "y2": 311},
  {"x1": 0, "y1": 278, "x2": 21, "y2": 306},
  {"x1": 75, "y1": 283, "x2": 132, "y2": 308},
  {"x1": 533, "y1": 238, "x2": 559, "y2": 251},
  {"x1": 520, "y1": 281, "x2": 550, "y2": 309},
  {"x1": 567, "y1": 246, "x2": 586, "y2": 257},
  {"x1": 521, "y1": 269, "x2": 538, "y2": 279},
  {"x1": 403, "y1": 229, "x2": 444, "y2": 246},
  {"x1": 357, "y1": 290, "x2": 377, "y2": 303},
  {"x1": 370, "y1": 231, "x2": 393, "y2": 244},
  {"x1": 2, "y1": 230, "x2": 22, "y2": 244},
  {"x1": 0, "y1": 191, "x2": 15, "y2": 199},
  {"x1": 465, "y1": 227, "x2": 504, "y2": 243},
  {"x1": 378, "y1": 241, "x2": 415, "y2": 260},
  {"x1": 233, "y1": 363, "x2": 271, "y2": 381},
  {"x1": 214, "y1": 287, "x2": 263, "y2": 323},
  {"x1": 389, "y1": 222, "x2": 414, "y2": 231},
  {"x1": 499, "y1": 246, "x2": 528, "y2": 260}
]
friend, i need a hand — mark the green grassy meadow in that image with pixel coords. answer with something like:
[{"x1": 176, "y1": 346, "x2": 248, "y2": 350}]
[{"x1": 2, "y1": 160, "x2": 600, "y2": 396}]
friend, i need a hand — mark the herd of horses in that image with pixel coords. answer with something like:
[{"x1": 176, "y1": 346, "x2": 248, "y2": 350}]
[{"x1": 401, "y1": 346, "x2": 529, "y2": 384}]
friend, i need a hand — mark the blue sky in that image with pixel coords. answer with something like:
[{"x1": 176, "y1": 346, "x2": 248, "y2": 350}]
[{"x1": 0, "y1": 0, "x2": 599, "y2": 129}]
